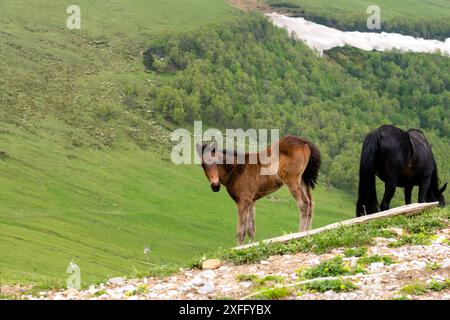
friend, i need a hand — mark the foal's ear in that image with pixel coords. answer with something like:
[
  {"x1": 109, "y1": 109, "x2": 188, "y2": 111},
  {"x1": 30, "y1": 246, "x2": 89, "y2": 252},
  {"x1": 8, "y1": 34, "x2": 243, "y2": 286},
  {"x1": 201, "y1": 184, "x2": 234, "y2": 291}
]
[{"x1": 440, "y1": 182, "x2": 448, "y2": 194}]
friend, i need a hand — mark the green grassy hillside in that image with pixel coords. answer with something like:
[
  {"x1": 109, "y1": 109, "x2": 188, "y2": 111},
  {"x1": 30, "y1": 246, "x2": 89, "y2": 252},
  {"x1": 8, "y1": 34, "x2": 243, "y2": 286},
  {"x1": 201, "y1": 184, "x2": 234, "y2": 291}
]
[
  {"x1": 268, "y1": 0, "x2": 450, "y2": 20},
  {"x1": 0, "y1": 122, "x2": 354, "y2": 285}
]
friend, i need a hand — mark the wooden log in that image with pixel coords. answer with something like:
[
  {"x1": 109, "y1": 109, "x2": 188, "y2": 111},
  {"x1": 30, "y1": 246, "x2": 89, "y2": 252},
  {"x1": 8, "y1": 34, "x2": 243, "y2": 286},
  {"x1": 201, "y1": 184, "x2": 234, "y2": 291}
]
[{"x1": 234, "y1": 202, "x2": 439, "y2": 250}]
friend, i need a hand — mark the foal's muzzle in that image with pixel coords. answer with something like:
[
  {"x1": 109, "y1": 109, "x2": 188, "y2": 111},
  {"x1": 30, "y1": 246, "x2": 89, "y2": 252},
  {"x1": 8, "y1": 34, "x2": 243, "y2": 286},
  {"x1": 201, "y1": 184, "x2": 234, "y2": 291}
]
[{"x1": 211, "y1": 182, "x2": 221, "y2": 192}]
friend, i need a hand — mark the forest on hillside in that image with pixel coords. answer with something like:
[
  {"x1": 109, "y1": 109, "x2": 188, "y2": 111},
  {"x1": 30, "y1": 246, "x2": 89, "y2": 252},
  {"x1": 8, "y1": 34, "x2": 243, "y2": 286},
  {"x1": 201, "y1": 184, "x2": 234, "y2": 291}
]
[{"x1": 144, "y1": 15, "x2": 450, "y2": 192}]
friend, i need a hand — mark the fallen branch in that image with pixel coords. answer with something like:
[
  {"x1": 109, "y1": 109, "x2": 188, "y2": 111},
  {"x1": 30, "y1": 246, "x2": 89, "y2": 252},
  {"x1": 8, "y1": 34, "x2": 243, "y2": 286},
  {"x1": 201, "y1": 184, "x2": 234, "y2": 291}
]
[{"x1": 235, "y1": 202, "x2": 439, "y2": 250}]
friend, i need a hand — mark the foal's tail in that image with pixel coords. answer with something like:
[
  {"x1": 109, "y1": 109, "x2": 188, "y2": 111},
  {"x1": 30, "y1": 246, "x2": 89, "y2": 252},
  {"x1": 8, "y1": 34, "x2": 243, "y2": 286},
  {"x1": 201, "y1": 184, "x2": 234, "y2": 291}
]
[
  {"x1": 356, "y1": 129, "x2": 380, "y2": 216},
  {"x1": 303, "y1": 142, "x2": 321, "y2": 189}
]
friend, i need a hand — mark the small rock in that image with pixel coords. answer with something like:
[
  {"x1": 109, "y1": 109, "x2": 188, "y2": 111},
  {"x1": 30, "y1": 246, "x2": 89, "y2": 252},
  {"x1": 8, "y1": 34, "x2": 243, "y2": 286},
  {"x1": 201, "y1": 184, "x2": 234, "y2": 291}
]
[
  {"x1": 152, "y1": 283, "x2": 167, "y2": 291},
  {"x1": 197, "y1": 282, "x2": 215, "y2": 295},
  {"x1": 64, "y1": 289, "x2": 78, "y2": 297},
  {"x1": 167, "y1": 290, "x2": 179, "y2": 297},
  {"x1": 239, "y1": 281, "x2": 253, "y2": 288},
  {"x1": 119, "y1": 285, "x2": 136, "y2": 294},
  {"x1": 199, "y1": 270, "x2": 216, "y2": 279},
  {"x1": 146, "y1": 292, "x2": 159, "y2": 299},
  {"x1": 220, "y1": 285, "x2": 233, "y2": 293},
  {"x1": 202, "y1": 259, "x2": 222, "y2": 270},
  {"x1": 88, "y1": 285, "x2": 97, "y2": 295},
  {"x1": 191, "y1": 277, "x2": 205, "y2": 287},
  {"x1": 108, "y1": 277, "x2": 125, "y2": 285},
  {"x1": 369, "y1": 262, "x2": 385, "y2": 273}
]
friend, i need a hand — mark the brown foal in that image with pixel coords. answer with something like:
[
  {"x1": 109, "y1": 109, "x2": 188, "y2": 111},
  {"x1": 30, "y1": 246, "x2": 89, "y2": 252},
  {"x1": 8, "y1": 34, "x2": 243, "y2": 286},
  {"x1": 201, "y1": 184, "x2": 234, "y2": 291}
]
[{"x1": 197, "y1": 135, "x2": 321, "y2": 246}]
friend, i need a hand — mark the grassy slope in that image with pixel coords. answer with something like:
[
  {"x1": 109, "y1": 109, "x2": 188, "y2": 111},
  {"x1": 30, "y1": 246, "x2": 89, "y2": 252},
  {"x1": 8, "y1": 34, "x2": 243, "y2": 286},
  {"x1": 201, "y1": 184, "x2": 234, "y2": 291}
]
[
  {"x1": 266, "y1": 0, "x2": 450, "y2": 20},
  {"x1": 0, "y1": 0, "x2": 354, "y2": 286},
  {"x1": 0, "y1": 121, "x2": 354, "y2": 285}
]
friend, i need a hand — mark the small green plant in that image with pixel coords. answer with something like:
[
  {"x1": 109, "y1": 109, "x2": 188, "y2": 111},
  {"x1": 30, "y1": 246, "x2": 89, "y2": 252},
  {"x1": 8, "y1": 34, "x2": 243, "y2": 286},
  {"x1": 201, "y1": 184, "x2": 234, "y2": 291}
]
[
  {"x1": 425, "y1": 262, "x2": 441, "y2": 271},
  {"x1": 257, "y1": 275, "x2": 284, "y2": 286},
  {"x1": 357, "y1": 254, "x2": 394, "y2": 266},
  {"x1": 344, "y1": 247, "x2": 367, "y2": 257},
  {"x1": 300, "y1": 256, "x2": 365, "y2": 279},
  {"x1": 400, "y1": 282, "x2": 428, "y2": 295},
  {"x1": 146, "y1": 264, "x2": 181, "y2": 279},
  {"x1": 400, "y1": 279, "x2": 450, "y2": 296},
  {"x1": 93, "y1": 289, "x2": 107, "y2": 297},
  {"x1": 236, "y1": 274, "x2": 258, "y2": 282},
  {"x1": 389, "y1": 233, "x2": 433, "y2": 247},
  {"x1": 378, "y1": 229, "x2": 399, "y2": 238},
  {"x1": 236, "y1": 274, "x2": 284, "y2": 287},
  {"x1": 126, "y1": 284, "x2": 148, "y2": 296},
  {"x1": 254, "y1": 287, "x2": 291, "y2": 300},
  {"x1": 300, "y1": 278, "x2": 358, "y2": 293},
  {"x1": 427, "y1": 279, "x2": 450, "y2": 292}
]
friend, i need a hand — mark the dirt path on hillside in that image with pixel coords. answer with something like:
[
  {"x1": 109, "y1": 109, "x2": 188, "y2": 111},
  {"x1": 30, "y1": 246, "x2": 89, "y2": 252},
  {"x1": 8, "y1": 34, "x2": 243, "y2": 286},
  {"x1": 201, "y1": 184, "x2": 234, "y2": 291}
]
[
  {"x1": 227, "y1": 0, "x2": 272, "y2": 13},
  {"x1": 15, "y1": 226, "x2": 450, "y2": 300}
]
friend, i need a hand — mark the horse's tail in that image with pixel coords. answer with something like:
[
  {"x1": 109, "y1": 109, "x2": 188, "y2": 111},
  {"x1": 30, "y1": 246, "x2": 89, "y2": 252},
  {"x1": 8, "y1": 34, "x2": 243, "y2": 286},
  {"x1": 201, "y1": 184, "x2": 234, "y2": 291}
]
[
  {"x1": 303, "y1": 142, "x2": 321, "y2": 189},
  {"x1": 356, "y1": 129, "x2": 380, "y2": 216}
]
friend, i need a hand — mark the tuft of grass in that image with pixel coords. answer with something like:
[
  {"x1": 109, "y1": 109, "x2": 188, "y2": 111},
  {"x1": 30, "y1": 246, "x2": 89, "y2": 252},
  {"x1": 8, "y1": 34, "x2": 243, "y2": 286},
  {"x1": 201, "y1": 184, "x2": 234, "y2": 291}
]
[
  {"x1": 427, "y1": 279, "x2": 450, "y2": 292},
  {"x1": 400, "y1": 282, "x2": 428, "y2": 295},
  {"x1": 145, "y1": 264, "x2": 183, "y2": 279},
  {"x1": 400, "y1": 279, "x2": 450, "y2": 296},
  {"x1": 357, "y1": 254, "x2": 394, "y2": 266},
  {"x1": 426, "y1": 262, "x2": 441, "y2": 271},
  {"x1": 236, "y1": 274, "x2": 284, "y2": 287},
  {"x1": 344, "y1": 247, "x2": 367, "y2": 257},
  {"x1": 236, "y1": 274, "x2": 259, "y2": 282},
  {"x1": 92, "y1": 289, "x2": 107, "y2": 297},
  {"x1": 254, "y1": 287, "x2": 292, "y2": 300},
  {"x1": 126, "y1": 284, "x2": 148, "y2": 296},
  {"x1": 389, "y1": 233, "x2": 433, "y2": 247},
  {"x1": 300, "y1": 256, "x2": 365, "y2": 279},
  {"x1": 300, "y1": 278, "x2": 358, "y2": 293}
]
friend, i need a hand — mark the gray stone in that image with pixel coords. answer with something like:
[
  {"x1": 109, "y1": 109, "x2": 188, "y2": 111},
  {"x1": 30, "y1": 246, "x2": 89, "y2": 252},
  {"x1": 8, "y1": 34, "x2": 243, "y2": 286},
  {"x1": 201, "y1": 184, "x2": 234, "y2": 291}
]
[
  {"x1": 191, "y1": 277, "x2": 205, "y2": 287},
  {"x1": 108, "y1": 277, "x2": 125, "y2": 285},
  {"x1": 197, "y1": 282, "x2": 215, "y2": 295}
]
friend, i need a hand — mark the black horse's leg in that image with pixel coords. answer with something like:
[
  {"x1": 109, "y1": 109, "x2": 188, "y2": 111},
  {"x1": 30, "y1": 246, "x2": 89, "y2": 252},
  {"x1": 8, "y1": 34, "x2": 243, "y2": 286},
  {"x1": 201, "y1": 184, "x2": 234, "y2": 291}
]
[
  {"x1": 418, "y1": 176, "x2": 431, "y2": 203},
  {"x1": 380, "y1": 180, "x2": 397, "y2": 211},
  {"x1": 404, "y1": 185, "x2": 413, "y2": 205}
]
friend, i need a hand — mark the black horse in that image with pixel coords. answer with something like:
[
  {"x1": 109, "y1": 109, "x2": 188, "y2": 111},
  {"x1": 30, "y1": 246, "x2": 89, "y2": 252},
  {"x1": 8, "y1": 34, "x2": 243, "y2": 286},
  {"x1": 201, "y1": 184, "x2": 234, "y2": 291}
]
[{"x1": 356, "y1": 125, "x2": 446, "y2": 216}]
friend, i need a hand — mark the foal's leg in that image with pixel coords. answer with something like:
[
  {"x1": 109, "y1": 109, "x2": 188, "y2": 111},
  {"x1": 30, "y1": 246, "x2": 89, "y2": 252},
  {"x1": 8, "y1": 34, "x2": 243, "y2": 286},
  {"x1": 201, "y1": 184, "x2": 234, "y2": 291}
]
[
  {"x1": 246, "y1": 202, "x2": 256, "y2": 242},
  {"x1": 286, "y1": 180, "x2": 309, "y2": 232},
  {"x1": 404, "y1": 185, "x2": 413, "y2": 205},
  {"x1": 236, "y1": 201, "x2": 252, "y2": 246},
  {"x1": 301, "y1": 181, "x2": 314, "y2": 231},
  {"x1": 380, "y1": 180, "x2": 397, "y2": 211}
]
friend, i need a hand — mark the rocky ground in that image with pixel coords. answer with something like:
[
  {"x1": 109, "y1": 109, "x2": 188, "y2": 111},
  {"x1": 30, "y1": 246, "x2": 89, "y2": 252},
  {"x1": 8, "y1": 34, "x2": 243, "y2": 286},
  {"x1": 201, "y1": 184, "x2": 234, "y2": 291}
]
[{"x1": 8, "y1": 226, "x2": 449, "y2": 300}]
